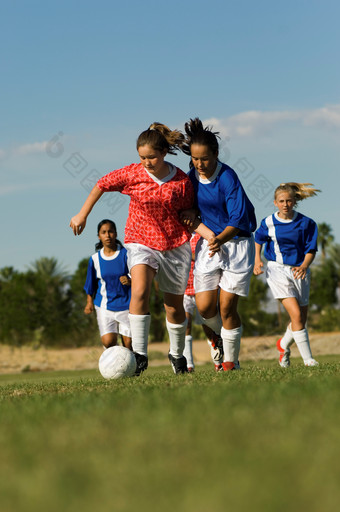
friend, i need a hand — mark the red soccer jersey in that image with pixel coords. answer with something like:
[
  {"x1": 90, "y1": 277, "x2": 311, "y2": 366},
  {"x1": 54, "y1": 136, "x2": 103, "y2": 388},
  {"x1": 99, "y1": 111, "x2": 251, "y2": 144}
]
[
  {"x1": 185, "y1": 232, "x2": 201, "y2": 296},
  {"x1": 97, "y1": 163, "x2": 194, "y2": 251}
]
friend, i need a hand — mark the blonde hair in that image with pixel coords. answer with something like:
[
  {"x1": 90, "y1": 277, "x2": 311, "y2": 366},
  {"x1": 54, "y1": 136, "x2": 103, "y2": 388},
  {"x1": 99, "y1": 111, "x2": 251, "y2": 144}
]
[
  {"x1": 275, "y1": 182, "x2": 320, "y2": 202},
  {"x1": 136, "y1": 122, "x2": 184, "y2": 155}
]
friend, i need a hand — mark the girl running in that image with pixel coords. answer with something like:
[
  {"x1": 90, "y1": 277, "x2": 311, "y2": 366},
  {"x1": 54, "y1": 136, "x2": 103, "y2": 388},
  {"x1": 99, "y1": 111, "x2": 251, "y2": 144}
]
[
  {"x1": 70, "y1": 122, "x2": 213, "y2": 375},
  {"x1": 254, "y1": 182, "x2": 319, "y2": 367},
  {"x1": 84, "y1": 219, "x2": 132, "y2": 349},
  {"x1": 181, "y1": 118, "x2": 257, "y2": 371}
]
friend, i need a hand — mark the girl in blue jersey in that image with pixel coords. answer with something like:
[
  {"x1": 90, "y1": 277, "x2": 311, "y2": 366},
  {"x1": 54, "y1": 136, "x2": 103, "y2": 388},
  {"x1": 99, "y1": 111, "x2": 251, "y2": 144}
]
[
  {"x1": 254, "y1": 182, "x2": 319, "y2": 367},
  {"x1": 84, "y1": 219, "x2": 132, "y2": 350},
  {"x1": 181, "y1": 118, "x2": 257, "y2": 371}
]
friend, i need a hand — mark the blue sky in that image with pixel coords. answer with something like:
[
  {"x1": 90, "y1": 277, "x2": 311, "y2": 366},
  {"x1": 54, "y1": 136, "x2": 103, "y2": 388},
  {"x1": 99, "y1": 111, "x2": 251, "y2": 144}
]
[{"x1": 1, "y1": 0, "x2": 339, "y2": 274}]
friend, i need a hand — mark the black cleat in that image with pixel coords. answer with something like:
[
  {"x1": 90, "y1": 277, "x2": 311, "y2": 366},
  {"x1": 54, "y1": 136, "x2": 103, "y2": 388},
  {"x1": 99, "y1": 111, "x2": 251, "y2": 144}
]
[
  {"x1": 168, "y1": 353, "x2": 188, "y2": 374},
  {"x1": 133, "y1": 352, "x2": 148, "y2": 376}
]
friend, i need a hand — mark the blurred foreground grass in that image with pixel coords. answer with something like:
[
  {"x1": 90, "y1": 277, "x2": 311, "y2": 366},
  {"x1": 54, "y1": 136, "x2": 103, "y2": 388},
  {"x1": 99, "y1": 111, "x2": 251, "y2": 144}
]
[{"x1": 0, "y1": 356, "x2": 339, "y2": 512}]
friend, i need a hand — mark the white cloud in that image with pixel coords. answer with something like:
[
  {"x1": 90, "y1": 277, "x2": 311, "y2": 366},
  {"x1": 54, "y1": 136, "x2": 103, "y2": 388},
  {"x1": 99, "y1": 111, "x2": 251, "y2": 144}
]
[
  {"x1": 204, "y1": 104, "x2": 340, "y2": 139},
  {"x1": 16, "y1": 141, "x2": 48, "y2": 155}
]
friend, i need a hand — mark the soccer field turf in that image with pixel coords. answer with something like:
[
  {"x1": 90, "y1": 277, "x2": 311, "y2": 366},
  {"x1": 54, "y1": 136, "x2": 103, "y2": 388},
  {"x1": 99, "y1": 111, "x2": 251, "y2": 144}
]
[{"x1": 0, "y1": 356, "x2": 339, "y2": 512}]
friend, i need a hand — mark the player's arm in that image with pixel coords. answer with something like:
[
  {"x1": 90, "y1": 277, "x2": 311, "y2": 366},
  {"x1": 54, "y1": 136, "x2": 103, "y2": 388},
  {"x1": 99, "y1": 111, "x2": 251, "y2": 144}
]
[
  {"x1": 84, "y1": 295, "x2": 94, "y2": 314},
  {"x1": 292, "y1": 251, "x2": 316, "y2": 280},
  {"x1": 253, "y1": 242, "x2": 264, "y2": 275},
  {"x1": 208, "y1": 226, "x2": 240, "y2": 254},
  {"x1": 70, "y1": 184, "x2": 104, "y2": 235},
  {"x1": 192, "y1": 220, "x2": 215, "y2": 242}
]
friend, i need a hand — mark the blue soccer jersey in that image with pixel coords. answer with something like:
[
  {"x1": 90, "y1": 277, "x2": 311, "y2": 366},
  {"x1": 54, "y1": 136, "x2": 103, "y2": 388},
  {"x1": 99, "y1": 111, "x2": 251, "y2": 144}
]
[
  {"x1": 255, "y1": 211, "x2": 318, "y2": 266},
  {"x1": 188, "y1": 162, "x2": 256, "y2": 237},
  {"x1": 84, "y1": 245, "x2": 131, "y2": 311}
]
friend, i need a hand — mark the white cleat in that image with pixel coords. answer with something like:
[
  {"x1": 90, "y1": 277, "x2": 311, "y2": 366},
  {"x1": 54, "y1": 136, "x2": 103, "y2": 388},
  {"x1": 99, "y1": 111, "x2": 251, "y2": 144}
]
[{"x1": 304, "y1": 358, "x2": 319, "y2": 367}]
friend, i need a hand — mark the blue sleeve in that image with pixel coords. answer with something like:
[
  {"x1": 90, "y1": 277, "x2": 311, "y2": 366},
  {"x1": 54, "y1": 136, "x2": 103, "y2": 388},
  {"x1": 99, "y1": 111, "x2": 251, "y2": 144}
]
[
  {"x1": 83, "y1": 257, "x2": 98, "y2": 296},
  {"x1": 254, "y1": 218, "x2": 269, "y2": 245},
  {"x1": 305, "y1": 219, "x2": 318, "y2": 254},
  {"x1": 223, "y1": 170, "x2": 256, "y2": 233}
]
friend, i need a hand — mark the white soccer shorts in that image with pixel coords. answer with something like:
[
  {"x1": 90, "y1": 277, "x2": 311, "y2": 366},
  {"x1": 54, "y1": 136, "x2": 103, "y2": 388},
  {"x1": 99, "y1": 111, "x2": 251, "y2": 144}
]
[
  {"x1": 126, "y1": 242, "x2": 191, "y2": 295},
  {"x1": 266, "y1": 260, "x2": 310, "y2": 306},
  {"x1": 95, "y1": 306, "x2": 131, "y2": 337},
  {"x1": 194, "y1": 236, "x2": 255, "y2": 297}
]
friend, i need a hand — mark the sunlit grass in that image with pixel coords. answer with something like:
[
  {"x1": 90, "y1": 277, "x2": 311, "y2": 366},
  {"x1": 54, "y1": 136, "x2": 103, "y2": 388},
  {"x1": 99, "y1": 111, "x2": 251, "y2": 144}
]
[{"x1": 0, "y1": 356, "x2": 339, "y2": 512}]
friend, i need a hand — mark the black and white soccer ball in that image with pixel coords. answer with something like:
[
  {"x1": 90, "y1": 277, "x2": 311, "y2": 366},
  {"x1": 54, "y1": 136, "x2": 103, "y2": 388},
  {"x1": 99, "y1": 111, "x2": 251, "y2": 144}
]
[{"x1": 99, "y1": 346, "x2": 137, "y2": 379}]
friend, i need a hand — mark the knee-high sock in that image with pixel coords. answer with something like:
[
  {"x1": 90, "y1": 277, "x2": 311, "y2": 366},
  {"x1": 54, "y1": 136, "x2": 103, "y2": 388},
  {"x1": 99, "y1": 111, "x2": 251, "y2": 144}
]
[
  {"x1": 183, "y1": 335, "x2": 194, "y2": 368},
  {"x1": 202, "y1": 313, "x2": 222, "y2": 336},
  {"x1": 221, "y1": 326, "x2": 242, "y2": 364},
  {"x1": 292, "y1": 328, "x2": 313, "y2": 362},
  {"x1": 280, "y1": 323, "x2": 294, "y2": 350},
  {"x1": 129, "y1": 313, "x2": 151, "y2": 356},
  {"x1": 166, "y1": 319, "x2": 187, "y2": 358}
]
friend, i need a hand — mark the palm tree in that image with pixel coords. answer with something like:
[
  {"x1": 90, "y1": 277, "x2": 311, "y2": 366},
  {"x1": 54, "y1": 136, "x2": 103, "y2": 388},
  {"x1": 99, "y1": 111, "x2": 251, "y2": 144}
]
[
  {"x1": 28, "y1": 257, "x2": 69, "y2": 282},
  {"x1": 317, "y1": 223, "x2": 334, "y2": 260}
]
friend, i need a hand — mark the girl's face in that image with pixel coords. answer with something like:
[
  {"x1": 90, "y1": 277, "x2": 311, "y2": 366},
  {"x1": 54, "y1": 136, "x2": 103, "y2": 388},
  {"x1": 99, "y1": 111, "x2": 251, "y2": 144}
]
[
  {"x1": 138, "y1": 144, "x2": 167, "y2": 177},
  {"x1": 98, "y1": 223, "x2": 117, "y2": 249},
  {"x1": 274, "y1": 191, "x2": 296, "y2": 219},
  {"x1": 190, "y1": 143, "x2": 218, "y2": 178}
]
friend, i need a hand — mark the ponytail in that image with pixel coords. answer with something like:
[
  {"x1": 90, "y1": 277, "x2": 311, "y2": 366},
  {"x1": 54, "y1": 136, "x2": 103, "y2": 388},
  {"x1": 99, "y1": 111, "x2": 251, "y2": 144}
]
[
  {"x1": 275, "y1": 183, "x2": 320, "y2": 202},
  {"x1": 136, "y1": 122, "x2": 184, "y2": 155},
  {"x1": 182, "y1": 117, "x2": 220, "y2": 156}
]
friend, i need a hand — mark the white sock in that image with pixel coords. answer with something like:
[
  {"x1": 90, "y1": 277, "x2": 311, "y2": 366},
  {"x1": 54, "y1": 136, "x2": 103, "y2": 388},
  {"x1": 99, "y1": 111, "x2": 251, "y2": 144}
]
[
  {"x1": 292, "y1": 328, "x2": 313, "y2": 362},
  {"x1": 280, "y1": 324, "x2": 294, "y2": 350},
  {"x1": 202, "y1": 314, "x2": 222, "y2": 335},
  {"x1": 128, "y1": 313, "x2": 151, "y2": 356},
  {"x1": 183, "y1": 335, "x2": 194, "y2": 368},
  {"x1": 221, "y1": 326, "x2": 242, "y2": 364},
  {"x1": 166, "y1": 319, "x2": 187, "y2": 358}
]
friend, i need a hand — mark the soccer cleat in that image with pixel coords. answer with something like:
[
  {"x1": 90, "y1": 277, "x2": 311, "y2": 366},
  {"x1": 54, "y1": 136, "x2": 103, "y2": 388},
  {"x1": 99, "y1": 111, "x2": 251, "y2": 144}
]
[
  {"x1": 221, "y1": 361, "x2": 236, "y2": 371},
  {"x1": 277, "y1": 338, "x2": 291, "y2": 368},
  {"x1": 187, "y1": 366, "x2": 195, "y2": 373},
  {"x1": 133, "y1": 352, "x2": 148, "y2": 376},
  {"x1": 304, "y1": 358, "x2": 319, "y2": 367},
  {"x1": 168, "y1": 353, "x2": 188, "y2": 374},
  {"x1": 214, "y1": 363, "x2": 223, "y2": 372},
  {"x1": 209, "y1": 333, "x2": 224, "y2": 363}
]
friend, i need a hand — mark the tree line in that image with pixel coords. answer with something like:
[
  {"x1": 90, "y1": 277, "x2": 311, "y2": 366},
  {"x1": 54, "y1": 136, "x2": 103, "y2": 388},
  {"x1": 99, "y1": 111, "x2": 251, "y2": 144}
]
[{"x1": 0, "y1": 223, "x2": 339, "y2": 347}]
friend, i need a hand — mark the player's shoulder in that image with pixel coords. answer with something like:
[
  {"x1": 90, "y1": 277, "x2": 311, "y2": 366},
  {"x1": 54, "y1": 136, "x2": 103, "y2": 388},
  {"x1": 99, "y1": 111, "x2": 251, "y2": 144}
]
[
  {"x1": 173, "y1": 165, "x2": 190, "y2": 181},
  {"x1": 294, "y1": 211, "x2": 316, "y2": 226}
]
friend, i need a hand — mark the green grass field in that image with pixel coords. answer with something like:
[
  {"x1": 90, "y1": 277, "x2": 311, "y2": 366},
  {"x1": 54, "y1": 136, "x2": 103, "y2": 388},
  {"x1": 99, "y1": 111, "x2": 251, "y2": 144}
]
[{"x1": 1, "y1": 356, "x2": 339, "y2": 512}]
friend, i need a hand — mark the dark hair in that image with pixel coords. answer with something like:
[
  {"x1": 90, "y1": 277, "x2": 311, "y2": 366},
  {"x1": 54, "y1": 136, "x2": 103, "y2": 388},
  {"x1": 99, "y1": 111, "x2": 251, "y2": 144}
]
[
  {"x1": 182, "y1": 117, "x2": 220, "y2": 156},
  {"x1": 136, "y1": 122, "x2": 184, "y2": 155},
  {"x1": 95, "y1": 219, "x2": 123, "y2": 251}
]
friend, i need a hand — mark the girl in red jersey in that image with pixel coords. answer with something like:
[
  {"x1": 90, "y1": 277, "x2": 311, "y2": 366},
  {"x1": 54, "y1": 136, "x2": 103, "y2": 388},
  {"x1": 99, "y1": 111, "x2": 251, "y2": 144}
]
[{"x1": 70, "y1": 123, "x2": 213, "y2": 375}]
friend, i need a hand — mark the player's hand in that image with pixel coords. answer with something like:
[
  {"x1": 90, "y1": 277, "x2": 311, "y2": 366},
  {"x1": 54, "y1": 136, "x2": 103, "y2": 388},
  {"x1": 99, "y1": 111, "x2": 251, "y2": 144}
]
[
  {"x1": 179, "y1": 209, "x2": 197, "y2": 227},
  {"x1": 119, "y1": 275, "x2": 131, "y2": 286},
  {"x1": 70, "y1": 214, "x2": 87, "y2": 235},
  {"x1": 84, "y1": 303, "x2": 94, "y2": 314},
  {"x1": 292, "y1": 266, "x2": 307, "y2": 280},
  {"x1": 208, "y1": 236, "x2": 222, "y2": 256},
  {"x1": 253, "y1": 260, "x2": 264, "y2": 275}
]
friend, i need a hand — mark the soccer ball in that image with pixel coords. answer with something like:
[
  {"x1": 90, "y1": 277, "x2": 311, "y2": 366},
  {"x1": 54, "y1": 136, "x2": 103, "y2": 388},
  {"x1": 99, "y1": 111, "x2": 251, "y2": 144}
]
[{"x1": 99, "y1": 346, "x2": 137, "y2": 379}]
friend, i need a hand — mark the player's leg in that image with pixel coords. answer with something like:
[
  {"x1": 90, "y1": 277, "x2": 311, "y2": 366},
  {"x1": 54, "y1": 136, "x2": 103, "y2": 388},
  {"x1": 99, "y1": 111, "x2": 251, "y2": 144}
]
[
  {"x1": 101, "y1": 332, "x2": 118, "y2": 348},
  {"x1": 163, "y1": 291, "x2": 188, "y2": 374},
  {"x1": 95, "y1": 306, "x2": 119, "y2": 349},
  {"x1": 276, "y1": 320, "x2": 294, "y2": 368},
  {"x1": 121, "y1": 335, "x2": 132, "y2": 350},
  {"x1": 115, "y1": 310, "x2": 132, "y2": 351},
  {"x1": 219, "y1": 290, "x2": 242, "y2": 370},
  {"x1": 183, "y1": 304, "x2": 194, "y2": 372},
  {"x1": 129, "y1": 263, "x2": 156, "y2": 374},
  {"x1": 195, "y1": 286, "x2": 224, "y2": 370},
  {"x1": 281, "y1": 298, "x2": 318, "y2": 366}
]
